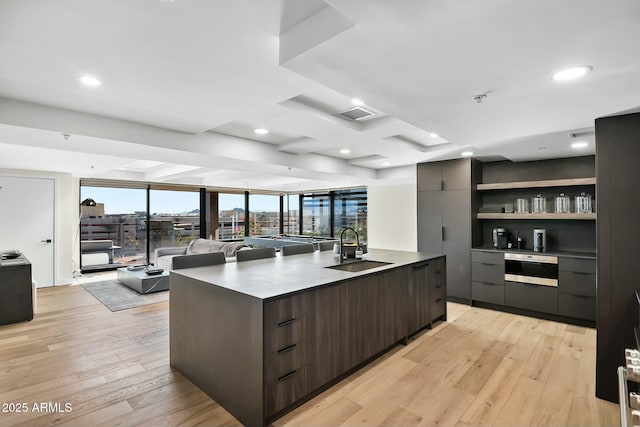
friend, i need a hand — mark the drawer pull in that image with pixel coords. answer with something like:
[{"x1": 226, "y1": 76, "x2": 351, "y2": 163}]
[
  {"x1": 413, "y1": 262, "x2": 430, "y2": 269},
  {"x1": 435, "y1": 284, "x2": 442, "y2": 289},
  {"x1": 277, "y1": 318, "x2": 296, "y2": 327},
  {"x1": 571, "y1": 271, "x2": 591, "y2": 275},
  {"x1": 278, "y1": 370, "x2": 297, "y2": 382},
  {"x1": 481, "y1": 262, "x2": 496, "y2": 266},
  {"x1": 435, "y1": 298, "x2": 443, "y2": 303},
  {"x1": 479, "y1": 281, "x2": 498, "y2": 286},
  {"x1": 278, "y1": 344, "x2": 297, "y2": 354},
  {"x1": 435, "y1": 270, "x2": 443, "y2": 274},
  {"x1": 569, "y1": 294, "x2": 593, "y2": 299}
]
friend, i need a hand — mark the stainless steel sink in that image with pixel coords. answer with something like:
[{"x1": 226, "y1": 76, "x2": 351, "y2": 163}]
[{"x1": 325, "y1": 260, "x2": 392, "y2": 272}]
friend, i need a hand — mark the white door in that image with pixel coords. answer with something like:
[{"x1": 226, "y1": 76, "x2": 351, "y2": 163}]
[{"x1": 0, "y1": 176, "x2": 55, "y2": 287}]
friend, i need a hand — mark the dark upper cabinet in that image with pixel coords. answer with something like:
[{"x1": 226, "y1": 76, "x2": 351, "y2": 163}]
[
  {"x1": 442, "y1": 159, "x2": 472, "y2": 190},
  {"x1": 417, "y1": 159, "x2": 472, "y2": 191},
  {"x1": 595, "y1": 111, "x2": 640, "y2": 403},
  {"x1": 417, "y1": 162, "x2": 444, "y2": 191}
]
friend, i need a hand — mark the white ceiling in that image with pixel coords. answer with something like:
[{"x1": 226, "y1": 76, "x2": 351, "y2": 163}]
[{"x1": 0, "y1": 0, "x2": 638, "y2": 191}]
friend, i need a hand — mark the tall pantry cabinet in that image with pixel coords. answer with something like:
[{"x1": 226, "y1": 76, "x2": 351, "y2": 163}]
[
  {"x1": 595, "y1": 111, "x2": 640, "y2": 403},
  {"x1": 417, "y1": 159, "x2": 481, "y2": 302}
]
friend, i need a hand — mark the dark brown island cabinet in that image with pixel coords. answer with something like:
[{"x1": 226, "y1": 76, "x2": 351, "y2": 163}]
[
  {"x1": 595, "y1": 111, "x2": 640, "y2": 403},
  {"x1": 169, "y1": 249, "x2": 446, "y2": 427}
]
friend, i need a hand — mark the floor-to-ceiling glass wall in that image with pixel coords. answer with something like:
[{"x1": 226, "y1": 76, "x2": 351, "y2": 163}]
[
  {"x1": 149, "y1": 188, "x2": 200, "y2": 255},
  {"x1": 248, "y1": 194, "x2": 280, "y2": 236},
  {"x1": 301, "y1": 193, "x2": 331, "y2": 237},
  {"x1": 284, "y1": 193, "x2": 299, "y2": 234},
  {"x1": 79, "y1": 184, "x2": 148, "y2": 271},
  {"x1": 218, "y1": 192, "x2": 245, "y2": 239},
  {"x1": 333, "y1": 188, "x2": 368, "y2": 243}
]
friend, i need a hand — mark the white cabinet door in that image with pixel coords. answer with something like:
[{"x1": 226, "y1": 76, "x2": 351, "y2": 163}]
[{"x1": 0, "y1": 175, "x2": 55, "y2": 287}]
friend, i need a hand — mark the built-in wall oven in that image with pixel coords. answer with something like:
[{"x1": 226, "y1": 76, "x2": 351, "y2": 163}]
[{"x1": 504, "y1": 253, "x2": 558, "y2": 287}]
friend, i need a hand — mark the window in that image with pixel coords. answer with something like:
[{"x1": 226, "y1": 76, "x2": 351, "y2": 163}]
[
  {"x1": 79, "y1": 186, "x2": 147, "y2": 269},
  {"x1": 333, "y1": 188, "x2": 367, "y2": 243},
  {"x1": 284, "y1": 194, "x2": 299, "y2": 234},
  {"x1": 149, "y1": 189, "x2": 200, "y2": 255},
  {"x1": 302, "y1": 193, "x2": 331, "y2": 237},
  {"x1": 218, "y1": 193, "x2": 245, "y2": 239},
  {"x1": 248, "y1": 194, "x2": 280, "y2": 236}
]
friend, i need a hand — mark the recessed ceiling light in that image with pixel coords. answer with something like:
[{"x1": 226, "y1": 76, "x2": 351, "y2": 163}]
[
  {"x1": 79, "y1": 75, "x2": 102, "y2": 87},
  {"x1": 254, "y1": 128, "x2": 269, "y2": 135},
  {"x1": 461, "y1": 151, "x2": 474, "y2": 157},
  {"x1": 339, "y1": 148, "x2": 351, "y2": 154},
  {"x1": 430, "y1": 132, "x2": 439, "y2": 138},
  {"x1": 552, "y1": 66, "x2": 592, "y2": 81},
  {"x1": 382, "y1": 161, "x2": 391, "y2": 167},
  {"x1": 351, "y1": 98, "x2": 364, "y2": 106},
  {"x1": 571, "y1": 141, "x2": 589, "y2": 149}
]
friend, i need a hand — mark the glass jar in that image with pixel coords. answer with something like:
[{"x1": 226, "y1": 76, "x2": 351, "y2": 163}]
[
  {"x1": 555, "y1": 193, "x2": 571, "y2": 213},
  {"x1": 575, "y1": 192, "x2": 592, "y2": 213},
  {"x1": 515, "y1": 198, "x2": 529, "y2": 213},
  {"x1": 532, "y1": 194, "x2": 546, "y2": 213}
]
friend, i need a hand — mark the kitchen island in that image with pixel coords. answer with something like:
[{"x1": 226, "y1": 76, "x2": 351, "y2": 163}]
[{"x1": 169, "y1": 249, "x2": 446, "y2": 427}]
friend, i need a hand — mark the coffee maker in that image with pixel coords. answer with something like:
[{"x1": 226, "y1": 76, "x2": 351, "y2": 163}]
[
  {"x1": 493, "y1": 228, "x2": 509, "y2": 249},
  {"x1": 533, "y1": 229, "x2": 547, "y2": 252}
]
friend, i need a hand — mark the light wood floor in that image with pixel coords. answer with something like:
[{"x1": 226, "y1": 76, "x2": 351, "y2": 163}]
[{"x1": 0, "y1": 285, "x2": 619, "y2": 427}]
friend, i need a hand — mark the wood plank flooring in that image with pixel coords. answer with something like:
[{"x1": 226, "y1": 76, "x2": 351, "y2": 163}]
[{"x1": 0, "y1": 285, "x2": 619, "y2": 427}]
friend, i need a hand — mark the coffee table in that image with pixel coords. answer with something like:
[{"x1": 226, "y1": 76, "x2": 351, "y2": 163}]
[{"x1": 117, "y1": 267, "x2": 170, "y2": 294}]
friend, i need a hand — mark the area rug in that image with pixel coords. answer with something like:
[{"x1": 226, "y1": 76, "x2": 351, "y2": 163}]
[{"x1": 81, "y1": 280, "x2": 169, "y2": 312}]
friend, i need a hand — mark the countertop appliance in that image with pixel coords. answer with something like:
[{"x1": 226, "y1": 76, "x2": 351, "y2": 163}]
[
  {"x1": 533, "y1": 229, "x2": 546, "y2": 252},
  {"x1": 504, "y1": 252, "x2": 558, "y2": 287},
  {"x1": 493, "y1": 227, "x2": 509, "y2": 249}
]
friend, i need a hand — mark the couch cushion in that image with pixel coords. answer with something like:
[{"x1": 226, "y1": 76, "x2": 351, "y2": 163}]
[{"x1": 186, "y1": 238, "x2": 246, "y2": 257}]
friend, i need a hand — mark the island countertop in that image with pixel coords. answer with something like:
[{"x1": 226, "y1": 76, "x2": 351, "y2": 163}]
[{"x1": 170, "y1": 248, "x2": 443, "y2": 300}]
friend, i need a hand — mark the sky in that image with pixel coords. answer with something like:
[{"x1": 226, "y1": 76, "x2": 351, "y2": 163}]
[{"x1": 81, "y1": 187, "x2": 287, "y2": 214}]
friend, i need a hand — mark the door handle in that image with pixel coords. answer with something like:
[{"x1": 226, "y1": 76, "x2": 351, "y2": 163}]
[{"x1": 41, "y1": 239, "x2": 52, "y2": 243}]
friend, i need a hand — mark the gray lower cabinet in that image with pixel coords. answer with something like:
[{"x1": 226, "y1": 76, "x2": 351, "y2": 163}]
[
  {"x1": 505, "y1": 281, "x2": 558, "y2": 315},
  {"x1": 557, "y1": 257, "x2": 596, "y2": 321},
  {"x1": 471, "y1": 250, "x2": 504, "y2": 305}
]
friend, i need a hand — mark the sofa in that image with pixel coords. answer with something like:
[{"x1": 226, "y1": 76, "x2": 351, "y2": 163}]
[{"x1": 154, "y1": 238, "x2": 248, "y2": 270}]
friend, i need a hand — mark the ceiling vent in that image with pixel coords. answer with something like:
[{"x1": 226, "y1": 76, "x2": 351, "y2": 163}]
[
  {"x1": 569, "y1": 129, "x2": 594, "y2": 139},
  {"x1": 336, "y1": 106, "x2": 376, "y2": 121}
]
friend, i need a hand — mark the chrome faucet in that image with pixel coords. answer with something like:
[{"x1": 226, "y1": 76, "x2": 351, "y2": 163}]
[{"x1": 339, "y1": 227, "x2": 359, "y2": 263}]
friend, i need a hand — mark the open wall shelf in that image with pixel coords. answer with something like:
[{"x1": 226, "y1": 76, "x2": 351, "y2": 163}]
[
  {"x1": 477, "y1": 212, "x2": 596, "y2": 220},
  {"x1": 477, "y1": 177, "x2": 596, "y2": 191}
]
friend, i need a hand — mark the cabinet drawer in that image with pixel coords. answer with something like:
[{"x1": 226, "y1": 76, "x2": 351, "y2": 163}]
[
  {"x1": 505, "y1": 281, "x2": 558, "y2": 315},
  {"x1": 472, "y1": 281, "x2": 505, "y2": 305},
  {"x1": 265, "y1": 341, "x2": 307, "y2": 383},
  {"x1": 431, "y1": 280, "x2": 445, "y2": 301},
  {"x1": 559, "y1": 257, "x2": 596, "y2": 274},
  {"x1": 264, "y1": 293, "x2": 310, "y2": 327},
  {"x1": 559, "y1": 270, "x2": 596, "y2": 297},
  {"x1": 559, "y1": 293, "x2": 596, "y2": 321},
  {"x1": 431, "y1": 296, "x2": 445, "y2": 321},
  {"x1": 472, "y1": 250, "x2": 504, "y2": 265},
  {"x1": 264, "y1": 316, "x2": 307, "y2": 354},
  {"x1": 264, "y1": 365, "x2": 309, "y2": 416},
  {"x1": 472, "y1": 262, "x2": 504, "y2": 285}
]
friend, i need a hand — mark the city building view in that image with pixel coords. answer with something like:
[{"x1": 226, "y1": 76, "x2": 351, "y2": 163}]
[{"x1": 78, "y1": 185, "x2": 365, "y2": 271}]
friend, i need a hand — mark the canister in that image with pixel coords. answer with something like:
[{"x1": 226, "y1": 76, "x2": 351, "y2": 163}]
[{"x1": 555, "y1": 193, "x2": 571, "y2": 213}]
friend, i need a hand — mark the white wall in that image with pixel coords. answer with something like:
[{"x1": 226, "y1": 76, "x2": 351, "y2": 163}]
[
  {"x1": 367, "y1": 183, "x2": 417, "y2": 251},
  {"x1": 0, "y1": 168, "x2": 75, "y2": 285}
]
